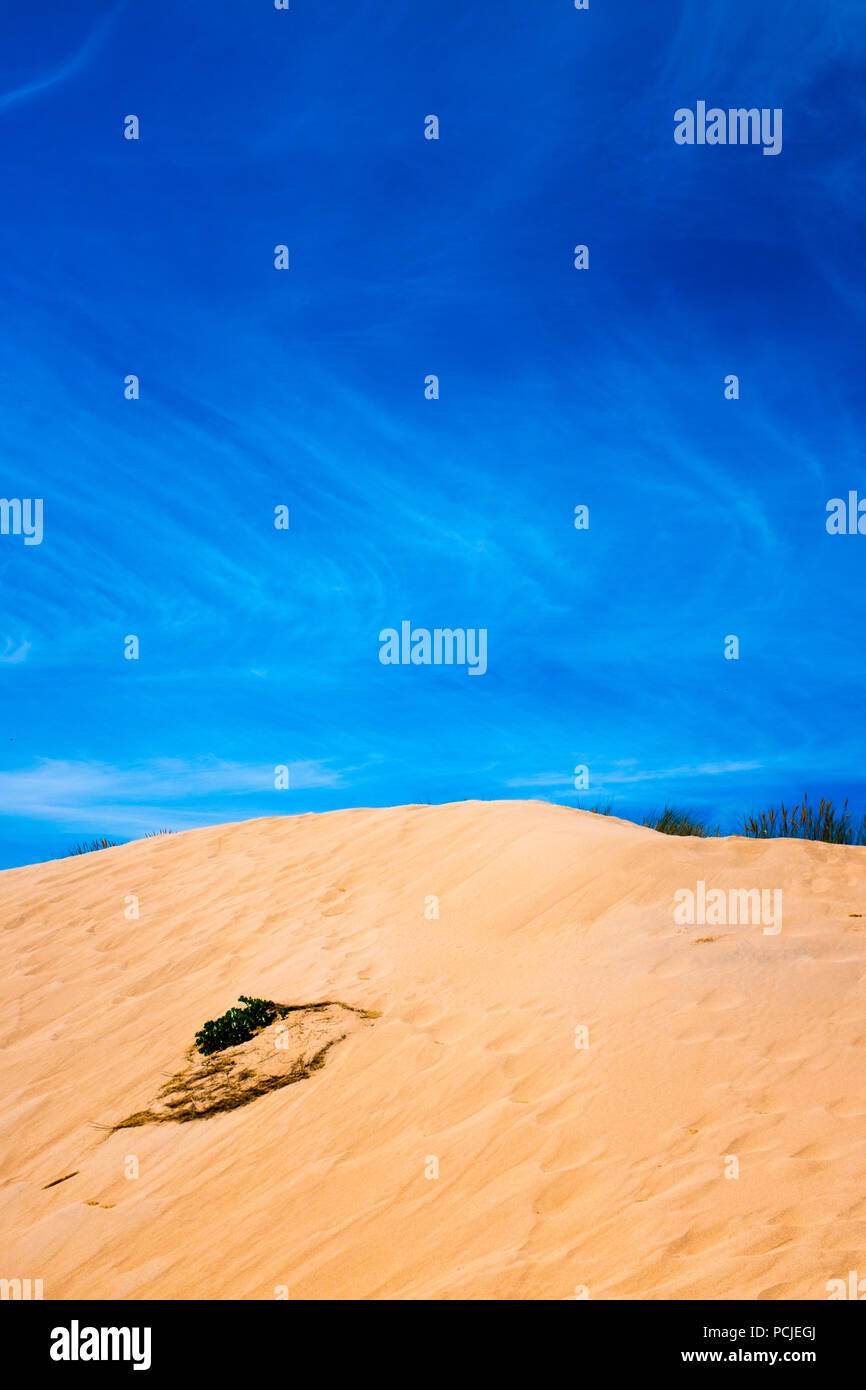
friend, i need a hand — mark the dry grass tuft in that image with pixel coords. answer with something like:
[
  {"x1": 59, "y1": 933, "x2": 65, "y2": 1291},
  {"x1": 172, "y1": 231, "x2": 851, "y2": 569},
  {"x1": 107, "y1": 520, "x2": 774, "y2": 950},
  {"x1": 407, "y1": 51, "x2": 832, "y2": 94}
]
[{"x1": 742, "y1": 793, "x2": 866, "y2": 844}]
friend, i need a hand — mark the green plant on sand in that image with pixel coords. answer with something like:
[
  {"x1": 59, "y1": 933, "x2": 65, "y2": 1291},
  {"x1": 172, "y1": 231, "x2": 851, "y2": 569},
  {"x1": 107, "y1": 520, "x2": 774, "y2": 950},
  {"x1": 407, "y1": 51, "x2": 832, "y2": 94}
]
[{"x1": 194, "y1": 995, "x2": 291, "y2": 1055}]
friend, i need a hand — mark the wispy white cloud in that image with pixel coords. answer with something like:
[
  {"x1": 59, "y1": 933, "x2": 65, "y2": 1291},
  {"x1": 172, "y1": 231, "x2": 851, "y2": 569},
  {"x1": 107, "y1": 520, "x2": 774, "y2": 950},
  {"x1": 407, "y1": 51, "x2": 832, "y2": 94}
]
[
  {"x1": 0, "y1": 2, "x2": 128, "y2": 111},
  {"x1": 595, "y1": 761, "x2": 763, "y2": 786},
  {"x1": 505, "y1": 761, "x2": 762, "y2": 792},
  {"x1": 503, "y1": 772, "x2": 568, "y2": 788},
  {"x1": 0, "y1": 636, "x2": 30, "y2": 664},
  {"x1": 0, "y1": 757, "x2": 342, "y2": 834}
]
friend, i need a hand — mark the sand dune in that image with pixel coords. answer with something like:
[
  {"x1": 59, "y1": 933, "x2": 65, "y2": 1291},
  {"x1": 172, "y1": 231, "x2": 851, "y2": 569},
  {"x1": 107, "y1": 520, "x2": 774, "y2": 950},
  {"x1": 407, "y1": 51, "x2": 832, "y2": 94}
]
[{"x1": 1, "y1": 799, "x2": 865, "y2": 1300}]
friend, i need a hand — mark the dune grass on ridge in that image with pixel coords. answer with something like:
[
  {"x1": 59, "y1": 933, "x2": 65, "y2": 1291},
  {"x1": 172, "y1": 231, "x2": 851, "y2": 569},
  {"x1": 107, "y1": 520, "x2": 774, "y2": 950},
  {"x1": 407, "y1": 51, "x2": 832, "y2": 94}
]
[
  {"x1": 642, "y1": 805, "x2": 720, "y2": 837},
  {"x1": 742, "y1": 794, "x2": 866, "y2": 845}
]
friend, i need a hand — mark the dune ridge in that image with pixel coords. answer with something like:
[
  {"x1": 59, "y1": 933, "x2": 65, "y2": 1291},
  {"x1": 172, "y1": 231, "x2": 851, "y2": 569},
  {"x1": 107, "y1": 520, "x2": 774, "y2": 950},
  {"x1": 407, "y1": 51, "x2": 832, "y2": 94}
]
[{"x1": 1, "y1": 799, "x2": 865, "y2": 1300}]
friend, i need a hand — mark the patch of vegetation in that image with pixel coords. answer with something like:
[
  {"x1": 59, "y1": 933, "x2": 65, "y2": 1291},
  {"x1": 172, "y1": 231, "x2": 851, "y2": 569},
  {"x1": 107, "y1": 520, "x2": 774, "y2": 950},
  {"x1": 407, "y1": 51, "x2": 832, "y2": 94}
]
[
  {"x1": 742, "y1": 794, "x2": 866, "y2": 844},
  {"x1": 67, "y1": 838, "x2": 119, "y2": 856},
  {"x1": 115, "y1": 1039, "x2": 340, "y2": 1127},
  {"x1": 145, "y1": 828, "x2": 175, "y2": 837},
  {"x1": 643, "y1": 805, "x2": 719, "y2": 837},
  {"x1": 113, "y1": 999, "x2": 381, "y2": 1127},
  {"x1": 588, "y1": 801, "x2": 613, "y2": 816},
  {"x1": 194, "y1": 995, "x2": 290, "y2": 1055}
]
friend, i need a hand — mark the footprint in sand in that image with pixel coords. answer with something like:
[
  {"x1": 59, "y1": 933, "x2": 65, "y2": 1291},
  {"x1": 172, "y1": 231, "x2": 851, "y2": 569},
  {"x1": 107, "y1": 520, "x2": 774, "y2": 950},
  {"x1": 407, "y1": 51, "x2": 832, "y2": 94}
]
[
  {"x1": 696, "y1": 985, "x2": 745, "y2": 1012},
  {"x1": 318, "y1": 887, "x2": 350, "y2": 917}
]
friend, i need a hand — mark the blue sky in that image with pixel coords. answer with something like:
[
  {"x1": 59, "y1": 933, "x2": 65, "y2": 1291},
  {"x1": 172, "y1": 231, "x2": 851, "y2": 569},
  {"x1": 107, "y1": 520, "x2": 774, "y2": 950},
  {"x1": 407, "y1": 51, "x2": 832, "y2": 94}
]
[{"x1": 1, "y1": 0, "x2": 865, "y2": 866}]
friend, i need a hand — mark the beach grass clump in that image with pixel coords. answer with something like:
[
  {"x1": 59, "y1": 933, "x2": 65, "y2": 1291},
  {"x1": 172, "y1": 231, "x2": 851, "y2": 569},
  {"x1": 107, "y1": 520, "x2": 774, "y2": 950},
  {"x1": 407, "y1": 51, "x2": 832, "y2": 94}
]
[
  {"x1": 643, "y1": 805, "x2": 719, "y2": 837},
  {"x1": 67, "y1": 837, "x2": 119, "y2": 856},
  {"x1": 194, "y1": 995, "x2": 290, "y2": 1056},
  {"x1": 742, "y1": 794, "x2": 866, "y2": 844}
]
